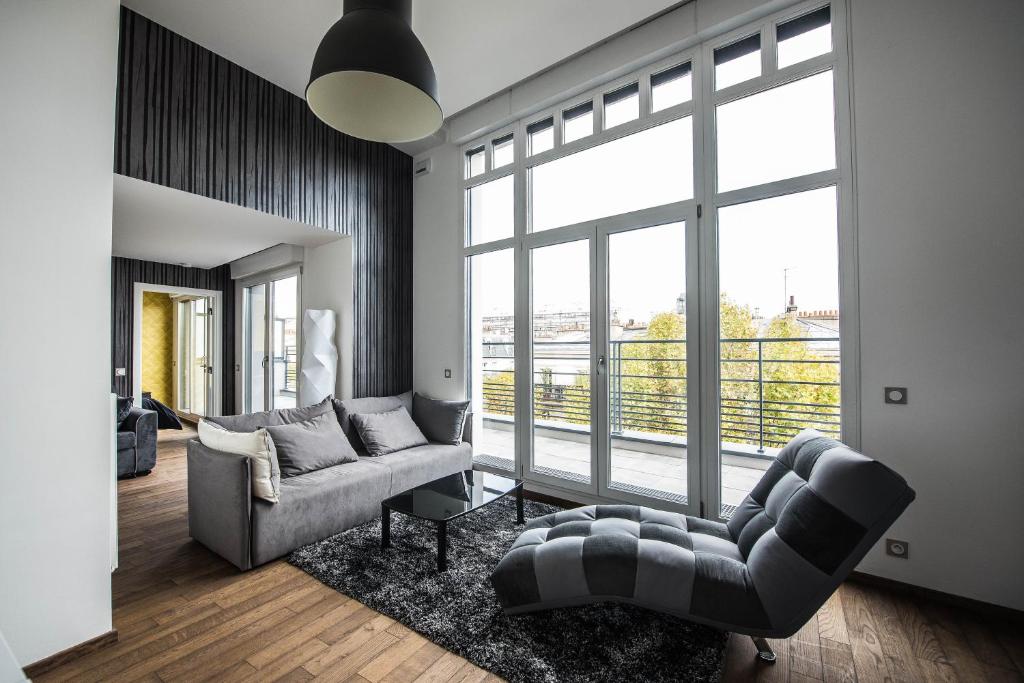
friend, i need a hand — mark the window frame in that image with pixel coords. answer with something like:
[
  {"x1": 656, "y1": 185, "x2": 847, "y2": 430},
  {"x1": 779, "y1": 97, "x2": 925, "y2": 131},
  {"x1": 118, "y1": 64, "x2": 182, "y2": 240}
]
[{"x1": 459, "y1": 0, "x2": 858, "y2": 523}]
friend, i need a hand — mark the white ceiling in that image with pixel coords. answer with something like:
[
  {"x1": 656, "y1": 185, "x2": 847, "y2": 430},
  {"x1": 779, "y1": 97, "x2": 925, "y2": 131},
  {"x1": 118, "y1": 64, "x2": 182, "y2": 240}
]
[
  {"x1": 120, "y1": 0, "x2": 681, "y2": 117},
  {"x1": 112, "y1": 175, "x2": 341, "y2": 269}
]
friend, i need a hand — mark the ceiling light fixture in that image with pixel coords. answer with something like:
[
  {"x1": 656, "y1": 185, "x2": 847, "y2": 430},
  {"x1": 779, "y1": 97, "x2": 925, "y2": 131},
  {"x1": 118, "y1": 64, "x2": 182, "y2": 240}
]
[{"x1": 306, "y1": 0, "x2": 442, "y2": 143}]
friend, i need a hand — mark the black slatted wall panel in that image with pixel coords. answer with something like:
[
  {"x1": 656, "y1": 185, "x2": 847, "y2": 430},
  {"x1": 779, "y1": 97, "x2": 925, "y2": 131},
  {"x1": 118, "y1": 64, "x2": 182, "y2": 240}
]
[
  {"x1": 114, "y1": 8, "x2": 413, "y2": 398},
  {"x1": 111, "y1": 258, "x2": 235, "y2": 413}
]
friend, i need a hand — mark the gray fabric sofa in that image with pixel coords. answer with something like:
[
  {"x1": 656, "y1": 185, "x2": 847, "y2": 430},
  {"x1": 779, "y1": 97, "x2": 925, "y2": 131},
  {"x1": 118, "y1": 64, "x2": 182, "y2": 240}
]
[
  {"x1": 186, "y1": 397, "x2": 473, "y2": 570},
  {"x1": 117, "y1": 407, "x2": 158, "y2": 478},
  {"x1": 490, "y1": 430, "x2": 914, "y2": 660}
]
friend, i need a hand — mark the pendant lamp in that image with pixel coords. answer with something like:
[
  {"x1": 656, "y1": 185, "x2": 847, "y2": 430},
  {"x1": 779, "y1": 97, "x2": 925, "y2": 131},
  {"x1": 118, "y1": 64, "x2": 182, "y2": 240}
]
[{"x1": 307, "y1": 0, "x2": 442, "y2": 143}]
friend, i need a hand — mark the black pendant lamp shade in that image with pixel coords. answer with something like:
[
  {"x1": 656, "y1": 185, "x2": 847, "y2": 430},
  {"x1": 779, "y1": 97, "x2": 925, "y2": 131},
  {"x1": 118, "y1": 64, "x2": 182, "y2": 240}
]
[{"x1": 307, "y1": 0, "x2": 442, "y2": 143}]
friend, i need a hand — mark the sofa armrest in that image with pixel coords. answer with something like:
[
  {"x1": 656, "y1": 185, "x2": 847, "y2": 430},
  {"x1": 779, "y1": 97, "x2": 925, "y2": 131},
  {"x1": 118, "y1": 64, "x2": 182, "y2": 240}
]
[
  {"x1": 462, "y1": 411, "x2": 473, "y2": 445},
  {"x1": 119, "y1": 407, "x2": 155, "y2": 432},
  {"x1": 129, "y1": 408, "x2": 158, "y2": 473},
  {"x1": 187, "y1": 439, "x2": 253, "y2": 570}
]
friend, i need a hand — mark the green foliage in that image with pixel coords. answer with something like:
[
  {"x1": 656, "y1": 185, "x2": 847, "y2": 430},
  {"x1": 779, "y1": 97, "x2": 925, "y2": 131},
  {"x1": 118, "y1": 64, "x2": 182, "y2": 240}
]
[{"x1": 480, "y1": 296, "x2": 840, "y2": 449}]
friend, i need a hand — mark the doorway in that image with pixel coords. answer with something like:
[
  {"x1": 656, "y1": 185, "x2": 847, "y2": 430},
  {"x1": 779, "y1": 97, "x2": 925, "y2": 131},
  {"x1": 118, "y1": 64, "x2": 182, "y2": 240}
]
[
  {"x1": 132, "y1": 283, "x2": 223, "y2": 418},
  {"x1": 241, "y1": 270, "x2": 300, "y2": 412}
]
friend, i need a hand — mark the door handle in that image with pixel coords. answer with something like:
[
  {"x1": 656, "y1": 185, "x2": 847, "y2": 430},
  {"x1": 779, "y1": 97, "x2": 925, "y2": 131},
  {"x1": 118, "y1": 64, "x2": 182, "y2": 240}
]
[
  {"x1": 261, "y1": 356, "x2": 269, "y2": 369},
  {"x1": 597, "y1": 355, "x2": 607, "y2": 376}
]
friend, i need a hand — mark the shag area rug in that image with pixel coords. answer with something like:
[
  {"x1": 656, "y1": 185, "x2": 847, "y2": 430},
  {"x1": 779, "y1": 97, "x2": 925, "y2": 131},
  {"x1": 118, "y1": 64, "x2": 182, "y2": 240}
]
[{"x1": 289, "y1": 497, "x2": 727, "y2": 682}]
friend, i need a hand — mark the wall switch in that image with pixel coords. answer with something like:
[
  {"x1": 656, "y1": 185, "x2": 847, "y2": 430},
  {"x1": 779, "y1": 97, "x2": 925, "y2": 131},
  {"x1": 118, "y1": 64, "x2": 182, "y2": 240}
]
[
  {"x1": 444, "y1": 369, "x2": 452, "y2": 379},
  {"x1": 884, "y1": 387, "x2": 907, "y2": 404},
  {"x1": 885, "y1": 539, "x2": 909, "y2": 559},
  {"x1": 115, "y1": 367, "x2": 127, "y2": 377}
]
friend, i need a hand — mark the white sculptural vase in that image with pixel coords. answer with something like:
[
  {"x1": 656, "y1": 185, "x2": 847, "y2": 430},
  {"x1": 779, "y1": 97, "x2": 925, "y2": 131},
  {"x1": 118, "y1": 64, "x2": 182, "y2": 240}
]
[{"x1": 299, "y1": 309, "x2": 338, "y2": 406}]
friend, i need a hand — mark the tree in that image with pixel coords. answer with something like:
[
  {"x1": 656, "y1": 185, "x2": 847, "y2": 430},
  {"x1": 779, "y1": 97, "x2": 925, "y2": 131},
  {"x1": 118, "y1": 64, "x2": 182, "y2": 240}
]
[
  {"x1": 758, "y1": 314, "x2": 840, "y2": 446},
  {"x1": 480, "y1": 295, "x2": 840, "y2": 451}
]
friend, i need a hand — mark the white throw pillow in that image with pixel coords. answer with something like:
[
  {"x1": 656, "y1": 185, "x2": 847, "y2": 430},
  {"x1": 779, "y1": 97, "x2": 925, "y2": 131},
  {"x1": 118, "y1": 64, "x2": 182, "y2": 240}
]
[{"x1": 198, "y1": 419, "x2": 281, "y2": 504}]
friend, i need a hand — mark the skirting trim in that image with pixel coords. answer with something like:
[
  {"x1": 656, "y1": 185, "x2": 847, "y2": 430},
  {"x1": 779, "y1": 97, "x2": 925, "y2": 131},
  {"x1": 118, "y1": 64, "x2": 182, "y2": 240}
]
[{"x1": 22, "y1": 629, "x2": 118, "y2": 679}]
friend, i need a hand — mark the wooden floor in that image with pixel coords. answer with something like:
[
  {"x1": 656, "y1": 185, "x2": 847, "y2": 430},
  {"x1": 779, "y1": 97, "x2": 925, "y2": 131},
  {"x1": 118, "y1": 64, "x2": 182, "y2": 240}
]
[{"x1": 39, "y1": 427, "x2": 1023, "y2": 682}]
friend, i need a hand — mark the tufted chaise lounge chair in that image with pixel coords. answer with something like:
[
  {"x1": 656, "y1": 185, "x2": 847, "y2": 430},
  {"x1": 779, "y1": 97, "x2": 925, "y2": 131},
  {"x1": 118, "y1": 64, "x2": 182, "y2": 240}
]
[{"x1": 489, "y1": 430, "x2": 915, "y2": 661}]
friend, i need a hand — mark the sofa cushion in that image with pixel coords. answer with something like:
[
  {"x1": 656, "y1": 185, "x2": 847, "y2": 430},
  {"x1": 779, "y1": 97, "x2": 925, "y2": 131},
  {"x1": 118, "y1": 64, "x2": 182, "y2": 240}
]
[
  {"x1": 250, "y1": 460, "x2": 391, "y2": 566},
  {"x1": 366, "y1": 441, "x2": 473, "y2": 495},
  {"x1": 198, "y1": 419, "x2": 281, "y2": 503},
  {"x1": 412, "y1": 393, "x2": 470, "y2": 445},
  {"x1": 264, "y1": 411, "x2": 358, "y2": 477},
  {"x1": 350, "y1": 407, "x2": 428, "y2": 457},
  {"x1": 116, "y1": 430, "x2": 136, "y2": 450},
  {"x1": 332, "y1": 391, "x2": 412, "y2": 449},
  {"x1": 206, "y1": 396, "x2": 334, "y2": 433}
]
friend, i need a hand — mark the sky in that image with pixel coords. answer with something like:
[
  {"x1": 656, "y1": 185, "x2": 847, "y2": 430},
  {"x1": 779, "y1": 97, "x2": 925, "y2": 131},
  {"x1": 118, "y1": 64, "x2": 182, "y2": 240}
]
[{"x1": 469, "y1": 44, "x2": 839, "y2": 328}]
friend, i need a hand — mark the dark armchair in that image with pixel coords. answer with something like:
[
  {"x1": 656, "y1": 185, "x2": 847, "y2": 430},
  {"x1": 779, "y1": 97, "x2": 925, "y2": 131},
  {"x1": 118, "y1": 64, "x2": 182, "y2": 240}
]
[{"x1": 117, "y1": 407, "x2": 158, "y2": 478}]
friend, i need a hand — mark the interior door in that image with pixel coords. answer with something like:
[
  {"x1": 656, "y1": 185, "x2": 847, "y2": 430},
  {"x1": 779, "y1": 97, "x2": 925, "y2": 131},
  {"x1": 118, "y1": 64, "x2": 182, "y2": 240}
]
[{"x1": 175, "y1": 296, "x2": 213, "y2": 418}]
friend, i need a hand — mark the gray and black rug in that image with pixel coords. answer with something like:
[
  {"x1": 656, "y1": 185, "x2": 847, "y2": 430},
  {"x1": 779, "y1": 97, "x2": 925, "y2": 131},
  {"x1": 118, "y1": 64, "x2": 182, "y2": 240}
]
[{"x1": 289, "y1": 497, "x2": 727, "y2": 682}]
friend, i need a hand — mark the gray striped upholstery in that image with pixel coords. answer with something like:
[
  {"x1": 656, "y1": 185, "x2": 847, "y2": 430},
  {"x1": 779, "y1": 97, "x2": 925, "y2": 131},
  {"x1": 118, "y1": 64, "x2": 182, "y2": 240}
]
[{"x1": 490, "y1": 430, "x2": 915, "y2": 638}]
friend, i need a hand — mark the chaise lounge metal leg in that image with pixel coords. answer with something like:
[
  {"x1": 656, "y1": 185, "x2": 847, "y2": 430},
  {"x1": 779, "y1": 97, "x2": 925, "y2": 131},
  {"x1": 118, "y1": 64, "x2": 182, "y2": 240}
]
[{"x1": 752, "y1": 637, "x2": 776, "y2": 663}]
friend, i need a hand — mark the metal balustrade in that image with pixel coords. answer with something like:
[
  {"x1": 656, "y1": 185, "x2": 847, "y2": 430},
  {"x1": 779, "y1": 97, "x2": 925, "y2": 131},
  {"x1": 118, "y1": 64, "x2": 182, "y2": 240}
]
[{"x1": 480, "y1": 337, "x2": 840, "y2": 455}]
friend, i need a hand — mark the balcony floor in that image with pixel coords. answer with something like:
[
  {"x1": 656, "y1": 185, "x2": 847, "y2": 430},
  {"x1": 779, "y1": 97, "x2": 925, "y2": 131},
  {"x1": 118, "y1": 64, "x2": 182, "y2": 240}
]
[{"x1": 476, "y1": 423, "x2": 768, "y2": 510}]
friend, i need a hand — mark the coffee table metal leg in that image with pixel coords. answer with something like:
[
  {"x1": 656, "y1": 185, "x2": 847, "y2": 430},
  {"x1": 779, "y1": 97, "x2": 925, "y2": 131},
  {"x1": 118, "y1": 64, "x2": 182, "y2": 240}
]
[
  {"x1": 516, "y1": 485, "x2": 525, "y2": 525},
  {"x1": 437, "y1": 520, "x2": 448, "y2": 571},
  {"x1": 381, "y1": 505, "x2": 391, "y2": 549}
]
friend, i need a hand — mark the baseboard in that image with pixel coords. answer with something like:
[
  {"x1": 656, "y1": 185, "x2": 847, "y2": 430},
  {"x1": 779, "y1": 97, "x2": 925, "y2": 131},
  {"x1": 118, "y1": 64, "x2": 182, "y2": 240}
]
[
  {"x1": 850, "y1": 572, "x2": 1024, "y2": 623},
  {"x1": 22, "y1": 630, "x2": 118, "y2": 679}
]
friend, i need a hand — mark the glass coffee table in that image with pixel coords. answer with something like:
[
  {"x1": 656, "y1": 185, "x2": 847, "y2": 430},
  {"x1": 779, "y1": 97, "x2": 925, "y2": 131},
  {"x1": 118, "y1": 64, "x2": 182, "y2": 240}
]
[{"x1": 381, "y1": 469, "x2": 524, "y2": 571}]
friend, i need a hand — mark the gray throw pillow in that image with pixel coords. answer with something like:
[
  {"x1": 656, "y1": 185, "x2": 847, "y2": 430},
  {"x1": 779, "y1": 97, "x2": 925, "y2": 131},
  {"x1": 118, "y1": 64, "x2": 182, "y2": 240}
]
[
  {"x1": 207, "y1": 396, "x2": 335, "y2": 433},
  {"x1": 349, "y1": 406, "x2": 428, "y2": 457},
  {"x1": 412, "y1": 393, "x2": 470, "y2": 445},
  {"x1": 332, "y1": 391, "x2": 413, "y2": 450},
  {"x1": 264, "y1": 410, "x2": 358, "y2": 477}
]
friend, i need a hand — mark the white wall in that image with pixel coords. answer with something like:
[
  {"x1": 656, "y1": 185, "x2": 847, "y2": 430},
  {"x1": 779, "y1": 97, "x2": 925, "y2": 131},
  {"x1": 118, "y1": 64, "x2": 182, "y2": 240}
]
[
  {"x1": 413, "y1": 0, "x2": 1024, "y2": 609},
  {"x1": 848, "y1": 0, "x2": 1024, "y2": 610},
  {"x1": 413, "y1": 142, "x2": 465, "y2": 400},
  {"x1": 304, "y1": 239, "x2": 355, "y2": 401},
  {"x1": 0, "y1": 0, "x2": 120, "y2": 667}
]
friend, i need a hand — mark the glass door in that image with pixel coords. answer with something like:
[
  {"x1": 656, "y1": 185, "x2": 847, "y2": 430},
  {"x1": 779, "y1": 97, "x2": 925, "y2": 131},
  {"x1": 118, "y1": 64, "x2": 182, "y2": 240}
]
[
  {"x1": 527, "y1": 237, "x2": 594, "y2": 489},
  {"x1": 601, "y1": 218, "x2": 698, "y2": 508},
  {"x1": 270, "y1": 276, "x2": 299, "y2": 409},
  {"x1": 242, "y1": 273, "x2": 300, "y2": 413},
  {"x1": 176, "y1": 297, "x2": 213, "y2": 418},
  {"x1": 243, "y1": 283, "x2": 266, "y2": 414}
]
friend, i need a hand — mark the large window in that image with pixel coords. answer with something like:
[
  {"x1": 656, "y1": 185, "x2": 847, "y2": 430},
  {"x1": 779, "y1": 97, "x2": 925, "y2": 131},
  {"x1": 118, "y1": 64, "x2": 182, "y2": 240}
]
[
  {"x1": 530, "y1": 117, "x2": 693, "y2": 232},
  {"x1": 468, "y1": 249, "x2": 515, "y2": 469},
  {"x1": 462, "y1": 1, "x2": 852, "y2": 520}
]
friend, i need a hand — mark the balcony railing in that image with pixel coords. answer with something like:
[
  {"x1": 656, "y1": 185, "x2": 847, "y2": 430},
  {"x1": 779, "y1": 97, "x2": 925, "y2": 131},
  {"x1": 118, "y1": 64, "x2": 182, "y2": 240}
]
[{"x1": 480, "y1": 337, "x2": 840, "y2": 456}]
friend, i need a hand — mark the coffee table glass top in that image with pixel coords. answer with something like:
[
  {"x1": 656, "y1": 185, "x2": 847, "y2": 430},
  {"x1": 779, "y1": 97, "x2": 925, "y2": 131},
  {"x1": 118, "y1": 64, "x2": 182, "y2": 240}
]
[{"x1": 382, "y1": 469, "x2": 521, "y2": 522}]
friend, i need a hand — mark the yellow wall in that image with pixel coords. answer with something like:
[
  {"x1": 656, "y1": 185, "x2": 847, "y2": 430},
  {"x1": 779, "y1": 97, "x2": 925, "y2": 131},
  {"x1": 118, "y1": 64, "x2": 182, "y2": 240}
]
[{"x1": 141, "y1": 291, "x2": 174, "y2": 406}]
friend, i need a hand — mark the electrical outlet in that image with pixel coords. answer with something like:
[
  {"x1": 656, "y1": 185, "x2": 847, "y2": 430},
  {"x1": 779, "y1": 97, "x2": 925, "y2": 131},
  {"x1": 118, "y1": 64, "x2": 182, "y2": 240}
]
[
  {"x1": 885, "y1": 538, "x2": 909, "y2": 559},
  {"x1": 444, "y1": 369, "x2": 452, "y2": 379},
  {"x1": 884, "y1": 387, "x2": 907, "y2": 404}
]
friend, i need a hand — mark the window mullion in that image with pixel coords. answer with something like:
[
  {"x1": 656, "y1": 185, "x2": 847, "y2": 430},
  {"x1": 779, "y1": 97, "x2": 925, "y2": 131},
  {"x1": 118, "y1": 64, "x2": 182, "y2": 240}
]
[
  {"x1": 698, "y1": 36, "x2": 722, "y2": 522},
  {"x1": 761, "y1": 24, "x2": 778, "y2": 78}
]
